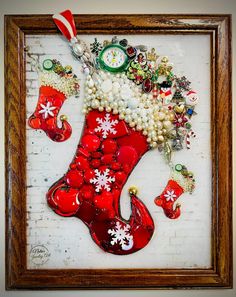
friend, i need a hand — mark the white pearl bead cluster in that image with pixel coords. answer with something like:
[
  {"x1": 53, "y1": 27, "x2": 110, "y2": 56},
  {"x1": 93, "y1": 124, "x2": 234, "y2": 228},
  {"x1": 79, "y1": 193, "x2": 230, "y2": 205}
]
[
  {"x1": 40, "y1": 71, "x2": 79, "y2": 97},
  {"x1": 171, "y1": 170, "x2": 195, "y2": 193},
  {"x1": 83, "y1": 70, "x2": 175, "y2": 148}
]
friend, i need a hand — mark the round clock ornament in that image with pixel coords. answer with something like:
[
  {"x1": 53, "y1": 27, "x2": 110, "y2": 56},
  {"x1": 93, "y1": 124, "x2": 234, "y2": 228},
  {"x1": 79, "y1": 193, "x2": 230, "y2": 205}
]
[{"x1": 98, "y1": 44, "x2": 130, "y2": 72}]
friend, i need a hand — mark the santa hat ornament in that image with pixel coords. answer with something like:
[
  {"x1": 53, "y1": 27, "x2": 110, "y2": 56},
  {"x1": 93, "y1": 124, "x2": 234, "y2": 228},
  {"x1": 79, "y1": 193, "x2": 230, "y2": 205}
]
[
  {"x1": 28, "y1": 59, "x2": 80, "y2": 142},
  {"x1": 53, "y1": 10, "x2": 93, "y2": 74}
]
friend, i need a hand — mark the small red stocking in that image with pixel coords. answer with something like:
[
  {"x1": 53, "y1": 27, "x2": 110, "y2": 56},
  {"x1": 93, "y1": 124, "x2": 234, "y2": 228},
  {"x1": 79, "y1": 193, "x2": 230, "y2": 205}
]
[
  {"x1": 155, "y1": 167, "x2": 195, "y2": 219},
  {"x1": 28, "y1": 59, "x2": 79, "y2": 142}
]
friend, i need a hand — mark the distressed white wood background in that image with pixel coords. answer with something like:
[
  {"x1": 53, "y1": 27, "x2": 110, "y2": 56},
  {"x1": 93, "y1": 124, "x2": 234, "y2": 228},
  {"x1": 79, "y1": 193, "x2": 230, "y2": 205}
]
[{"x1": 26, "y1": 34, "x2": 211, "y2": 269}]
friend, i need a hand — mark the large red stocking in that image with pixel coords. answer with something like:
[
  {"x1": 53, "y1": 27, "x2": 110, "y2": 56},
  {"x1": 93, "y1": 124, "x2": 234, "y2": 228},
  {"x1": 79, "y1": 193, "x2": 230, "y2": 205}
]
[{"x1": 47, "y1": 110, "x2": 155, "y2": 255}]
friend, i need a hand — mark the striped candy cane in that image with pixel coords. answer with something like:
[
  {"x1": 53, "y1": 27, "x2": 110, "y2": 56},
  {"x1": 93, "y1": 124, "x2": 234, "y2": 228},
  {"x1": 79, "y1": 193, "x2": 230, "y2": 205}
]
[
  {"x1": 186, "y1": 130, "x2": 196, "y2": 149},
  {"x1": 152, "y1": 84, "x2": 158, "y2": 100}
]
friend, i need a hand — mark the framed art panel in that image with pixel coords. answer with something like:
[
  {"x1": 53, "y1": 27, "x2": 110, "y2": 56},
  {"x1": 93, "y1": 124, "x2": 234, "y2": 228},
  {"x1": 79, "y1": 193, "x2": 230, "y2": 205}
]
[{"x1": 5, "y1": 14, "x2": 232, "y2": 289}]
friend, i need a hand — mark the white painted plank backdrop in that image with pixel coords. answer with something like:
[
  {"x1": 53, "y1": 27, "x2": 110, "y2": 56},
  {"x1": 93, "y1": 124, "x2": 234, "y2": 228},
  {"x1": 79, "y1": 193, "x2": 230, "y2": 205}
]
[{"x1": 26, "y1": 34, "x2": 211, "y2": 269}]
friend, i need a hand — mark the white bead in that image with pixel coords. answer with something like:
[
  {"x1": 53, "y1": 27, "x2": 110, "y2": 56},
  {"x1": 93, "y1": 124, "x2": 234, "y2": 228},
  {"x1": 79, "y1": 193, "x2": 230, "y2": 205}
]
[
  {"x1": 156, "y1": 121, "x2": 163, "y2": 129},
  {"x1": 119, "y1": 113, "x2": 125, "y2": 120},
  {"x1": 158, "y1": 112, "x2": 165, "y2": 121},
  {"x1": 163, "y1": 120, "x2": 172, "y2": 129},
  {"x1": 101, "y1": 79, "x2": 112, "y2": 93},
  {"x1": 143, "y1": 130, "x2": 148, "y2": 135},
  {"x1": 127, "y1": 97, "x2": 139, "y2": 109},
  {"x1": 88, "y1": 80, "x2": 94, "y2": 88},
  {"x1": 120, "y1": 84, "x2": 133, "y2": 100},
  {"x1": 125, "y1": 108, "x2": 131, "y2": 115},
  {"x1": 125, "y1": 115, "x2": 132, "y2": 122},
  {"x1": 91, "y1": 99, "x2": 99, "y2": 109}
]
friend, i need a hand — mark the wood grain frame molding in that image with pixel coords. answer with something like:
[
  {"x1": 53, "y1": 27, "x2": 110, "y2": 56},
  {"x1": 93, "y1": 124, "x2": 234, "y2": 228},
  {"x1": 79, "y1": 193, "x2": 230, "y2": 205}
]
[{"x1": 5, "y1": 14, "x2": 232, "y2": 289}]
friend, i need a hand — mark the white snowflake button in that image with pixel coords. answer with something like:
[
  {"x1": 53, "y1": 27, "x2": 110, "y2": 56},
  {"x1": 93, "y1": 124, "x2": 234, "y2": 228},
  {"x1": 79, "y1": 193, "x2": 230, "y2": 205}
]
[
  {"x1": 108, "y1": 222, "x2": 134, "y2": 251},
  {"x1": 39, "y1": 102, "x2": 56, "y2": 119},
  {"x1": 95, "y1": 113, "x2": 118, "y2": 138},
  {"x1": 90, "y1": 168, "x2": 115, "y2": 192}
]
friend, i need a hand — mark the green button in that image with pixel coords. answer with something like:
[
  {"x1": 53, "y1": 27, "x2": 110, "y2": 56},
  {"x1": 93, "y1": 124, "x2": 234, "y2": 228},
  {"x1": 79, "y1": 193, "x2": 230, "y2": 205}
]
[
  {"x1": 175, "y1": 164, "x2": 183, "y2": 172},
  {"x1": 43, "y1": 59, "x2": 53, "y2": 70}
]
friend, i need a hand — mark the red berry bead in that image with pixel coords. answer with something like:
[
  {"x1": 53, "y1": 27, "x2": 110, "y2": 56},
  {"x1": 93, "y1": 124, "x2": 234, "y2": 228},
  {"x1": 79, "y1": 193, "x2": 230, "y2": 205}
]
[
  {"x1": 101, "y1": 139, "x2": 117, "y2": 154},
  {"x1": 93, "y1": 192, "x2": 113, "y2": 210},
  {"x1": 70, "y1": 163, "x2": 77, "y2": 170},
  {"x1": 101, "y1": 154, "x2": 114, "y2": 165},
  {"x1": 79, "y1": 184, "x2": 95, "y2": 200},
  {"x1": 85, "y1": 128, "x2": 95, "y2": 135},
  {"x1": 91, "y1": 159, "x2": 101, "y2": 168},
  {"x1": 91, "y1": 151, "x2": 102, "y2": 159},
  {"x1": 53, "y1": 187, "x2": 80, "y2": 216},
  {"x1": 111, "y1": 162, "x2": 121, "y2": 171},
  {"x1": 84, "y1": 168, "x2": 95, "y2": 183},
  {"x1": 65, "y1": 169, "x2": 84, "y2": 188},
  {"x1": 123, "y1": 163, "x2": 131, "y2": 173},
  {"x1": 115, "y1": 171, "x2": 127, "y2": 184},
  {"x1": 77, "y1": 147, "x2": 90, "y2": 158},
  {"x1": 81, "y1": 134, "x2": 100, "y2": 152},
  {"x1": 117, "y1": 146, "x2": 138, "y2": 166},
  {"x1": 75, "y1": 155, "x2": 89, "y2": 171}
]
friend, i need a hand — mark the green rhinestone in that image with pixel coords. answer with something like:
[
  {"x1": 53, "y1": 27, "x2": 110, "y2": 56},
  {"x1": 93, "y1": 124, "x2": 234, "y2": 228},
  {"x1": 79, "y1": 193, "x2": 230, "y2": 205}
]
[
  {"x1": 185, "y1": 122, "x2": 192, "y2": 129},
  {"x1": 175, "y1": 164, "x2": 183, "y2": 172},
  {"x1": 43, "y1": 59, "x2": 53, "y2": 70}
]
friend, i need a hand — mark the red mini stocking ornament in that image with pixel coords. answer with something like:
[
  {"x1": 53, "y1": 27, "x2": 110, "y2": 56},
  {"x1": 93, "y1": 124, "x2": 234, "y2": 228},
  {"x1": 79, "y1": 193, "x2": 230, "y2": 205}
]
[
  {"x1": 28, "y1": 59, "x2": 79, "y2": 142},
  {"x1": 155, "y1": 165, "x2": 195, "y2": 219}
]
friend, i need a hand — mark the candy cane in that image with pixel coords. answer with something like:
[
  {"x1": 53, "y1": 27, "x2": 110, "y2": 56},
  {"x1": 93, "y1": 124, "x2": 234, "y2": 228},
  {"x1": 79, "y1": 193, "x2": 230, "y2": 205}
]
[
  {"x1": 186, "y1": 130, "x2": 196, "y2": 149},
  {"x1": 152, "y1": 84, "x2": 158, "y2": 100}
]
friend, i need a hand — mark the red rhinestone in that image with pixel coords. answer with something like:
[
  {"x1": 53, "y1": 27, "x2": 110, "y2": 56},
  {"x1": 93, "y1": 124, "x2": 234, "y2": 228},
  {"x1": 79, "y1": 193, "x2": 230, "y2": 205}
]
[
  {"x1": 116, "y1": 130, "x2": 148, "y2": 156},
  {"x1": 117, "y1": 146, "x2": 138, "y2": 167},
  {"x1": 91, "y1": 159, "x2": 101, "y2": 168},
  {"x1": 75, "y1": 155, "x2": 90, "y2": 171},
  {"x1": 93, "y1": 192, "x2": 113, "y2": 210},
  {"x1": 53, "y1": 187, "x2": 80, "y2": 216},
  {"x1": 142, "y1": 78, "x2": 153, "y2": 93},
  {"x1": 115, "y1": 171, "x2": 126, "y2": 184},
  {"x1": 101, "y1": 139, "x2": 117, "y2": 154},
  {"x1": 111, "y1": 162, "x2": 121, "y2": 171},
  {"x1": 77, "y1": 147, "x2": 90, "y2": 158},
  {"x1": 81, "y1": 134, "x2": 100, "y2": 152},
  {"x1": 70, "y1": 163, "x2": 77, "y2": 170},
  {"x1": 65, "y1": 170, "x2": 84, "y2": 188},
  {"x1": 101, "y1": 154, "x2": 114, "y2": 165},
  {"x1": 79, "y1": 184, "x2": 95, "y2": 200},
  {"x1": 84, "y1": 168, "x2": 95, "y2": 183},
  {"x1": 91, "y1": 151, "x2": 103, "y2": 159}
]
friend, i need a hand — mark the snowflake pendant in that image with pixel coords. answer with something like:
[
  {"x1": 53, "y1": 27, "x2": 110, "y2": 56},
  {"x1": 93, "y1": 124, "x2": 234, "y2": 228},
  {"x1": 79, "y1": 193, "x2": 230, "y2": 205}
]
[
  {"x1": 95, "y1": 113, "x2": 118, "y2": 138},
  {"x1": 90, "y1": 168, "x2": 115, "y2": 192},
  {"x1": 108, "y1": 222, "x2": 134, "y2": 251}
]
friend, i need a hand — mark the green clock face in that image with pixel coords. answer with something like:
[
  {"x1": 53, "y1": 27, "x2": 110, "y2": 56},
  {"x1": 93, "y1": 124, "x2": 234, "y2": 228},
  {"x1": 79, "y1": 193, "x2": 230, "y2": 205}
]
[{"x1": 99, "y1": 44, "x2": 129, "y2": 73}]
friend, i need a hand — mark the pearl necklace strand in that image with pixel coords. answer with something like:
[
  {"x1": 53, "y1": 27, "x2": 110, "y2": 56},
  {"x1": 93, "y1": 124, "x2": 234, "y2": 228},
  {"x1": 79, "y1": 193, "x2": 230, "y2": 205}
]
[{"x1": 83, "y1": 70, "x2": 174, "y2": 148}]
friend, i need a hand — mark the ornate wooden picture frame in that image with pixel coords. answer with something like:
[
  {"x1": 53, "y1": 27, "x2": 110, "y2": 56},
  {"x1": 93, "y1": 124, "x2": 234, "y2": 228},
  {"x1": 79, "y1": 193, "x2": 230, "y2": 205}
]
[{"x1": 5, "y1": 14, "x2": 232, "y2": 289}]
